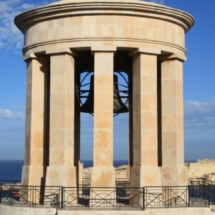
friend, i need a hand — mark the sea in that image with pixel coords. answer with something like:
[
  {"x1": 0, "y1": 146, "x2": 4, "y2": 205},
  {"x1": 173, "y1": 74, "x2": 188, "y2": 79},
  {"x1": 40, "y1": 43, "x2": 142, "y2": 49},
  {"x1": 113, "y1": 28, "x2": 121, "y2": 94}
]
[
  {"x1": 0, "y1": 160, "x2": 196, "y2": 183},
  {"x1": 0, "y1": 160, "x2": 128, "y2": 183}
]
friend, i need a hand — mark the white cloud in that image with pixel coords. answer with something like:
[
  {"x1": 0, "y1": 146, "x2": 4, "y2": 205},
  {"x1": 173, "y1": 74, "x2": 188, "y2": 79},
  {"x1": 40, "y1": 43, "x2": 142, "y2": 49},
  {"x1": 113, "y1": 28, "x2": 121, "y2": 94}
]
[
  {"x1": 0, "y1": 0, "x2": 54, "y2": 51},
  {"x1": 184, "y1": 98, "x2": 215, "y2": 134},
  {"x1": 0, "y1": 109, "x2": 25, "y2": 120},
  {"x1": 20, "y1": 3, "x2": 37, "y2": 10}
]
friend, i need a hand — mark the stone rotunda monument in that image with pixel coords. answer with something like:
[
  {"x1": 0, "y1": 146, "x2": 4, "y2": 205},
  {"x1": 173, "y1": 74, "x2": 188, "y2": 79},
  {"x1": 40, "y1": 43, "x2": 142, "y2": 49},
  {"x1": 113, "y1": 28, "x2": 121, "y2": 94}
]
[{"x1": 15, "y1": 0, "x2": 194, "y2": 190}]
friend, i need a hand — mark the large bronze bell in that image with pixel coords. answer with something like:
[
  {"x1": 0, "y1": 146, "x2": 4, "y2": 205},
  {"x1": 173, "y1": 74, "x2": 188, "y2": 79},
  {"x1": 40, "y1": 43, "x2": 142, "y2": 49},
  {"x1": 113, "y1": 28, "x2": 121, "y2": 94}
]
[{"x1": 80, "y1": 74, "x2": 128, "y2": 114}]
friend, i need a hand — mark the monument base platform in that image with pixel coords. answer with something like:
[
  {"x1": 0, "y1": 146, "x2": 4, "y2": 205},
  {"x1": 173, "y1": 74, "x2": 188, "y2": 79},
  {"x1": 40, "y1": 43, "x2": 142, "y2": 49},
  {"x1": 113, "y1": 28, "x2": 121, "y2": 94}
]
[{"x1": 0, "y1": 205, "x2": 213, "y2": 215}]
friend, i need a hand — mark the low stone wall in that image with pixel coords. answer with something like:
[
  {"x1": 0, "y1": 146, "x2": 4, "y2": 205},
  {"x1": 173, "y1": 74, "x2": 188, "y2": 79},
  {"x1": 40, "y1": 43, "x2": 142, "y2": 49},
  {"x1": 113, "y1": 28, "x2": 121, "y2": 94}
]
[
  {"x1": 58, "y1": 208, "x2": 212, "y2": 215},
  {"x1": 0, "y1": 205, "x2": 56, "y2": 215},
  {"x1": 0, "y1": 205, "x2": 212, "y2": 215}
]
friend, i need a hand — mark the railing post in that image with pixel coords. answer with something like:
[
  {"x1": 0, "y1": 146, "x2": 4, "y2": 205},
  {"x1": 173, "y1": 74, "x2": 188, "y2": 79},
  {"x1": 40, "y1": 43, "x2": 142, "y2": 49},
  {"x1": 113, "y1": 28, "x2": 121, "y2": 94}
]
[
  {"x1": 208, "y1": 184, "x2": 210, "y2": 207},
  {"x1": 188, "y1": 185, "x2": 190, "y2": 207},
  {"x1": 33, "y1": 186, "x2": 36, "y2": 207},
  {"x1": 166, "y1": 187, "x2": 168, "y2": 208},
  {"x1": 61, "y1": 187, "x2": 64, "y2": 209},
  {"x1": 56, "y1": 193, "x2": 59, "y2": 209},
  {"x1": 143, "y1": 187, "x2": 145, "y2": 210},
  {"x1": 31, "y1": 186, "x2": 33, "y2": 207}
]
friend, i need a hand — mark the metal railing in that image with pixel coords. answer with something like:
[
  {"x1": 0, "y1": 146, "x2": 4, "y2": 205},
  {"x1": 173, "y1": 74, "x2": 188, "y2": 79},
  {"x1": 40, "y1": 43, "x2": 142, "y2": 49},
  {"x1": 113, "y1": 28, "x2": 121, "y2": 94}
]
[
  {"x1": 0, "y1": 184, "x2": 61, "y2": 208},
  {"x1": 145, "y1": 186, "x2": 189, "y2": 208},
  {"x1": 62, "y1": 187, "x2": 143, "y2": 210},
  {"x1": 188, "y1": 185, "x2": 210, "y2": 207},
  {"x1": 0, "y1": 183, "x2": 214, "y2": 210}
]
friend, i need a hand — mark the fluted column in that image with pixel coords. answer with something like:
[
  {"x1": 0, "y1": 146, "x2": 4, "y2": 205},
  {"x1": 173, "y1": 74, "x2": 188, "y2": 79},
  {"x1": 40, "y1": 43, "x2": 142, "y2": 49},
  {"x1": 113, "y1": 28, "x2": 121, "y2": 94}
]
[
  {"x1": 160, "y1": 58, "x2": 187, "y2": 186},
  {"x1": 131, "y1": 50, "x2": 161, "y2": 187},
  {"x1": 91, "y1": 48, "x2": 115, "y2": 187},
  {"x1": 21, "y1": 54, "x2": 48, "y2": 186},
  {"x1": 45, "y1": 49, "x2": 76, "y2": 187}
]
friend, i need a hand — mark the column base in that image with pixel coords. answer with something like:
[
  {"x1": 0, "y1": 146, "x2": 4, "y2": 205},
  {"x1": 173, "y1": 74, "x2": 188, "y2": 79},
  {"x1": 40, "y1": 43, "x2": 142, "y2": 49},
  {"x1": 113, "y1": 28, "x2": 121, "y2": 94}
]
[
  {"x1": 78, "y1": 162, "x2": 83, "y2": 186},
  {"x1": 21, "y1": 165, "x2": 44, "y2": 186},
  {"x1": 90, "y1": 167, "x2": 116, "y2": 208},
  {"x1": 161, "y1": 165, "x2": 187, "y2": 186},
  {"x1": 126, "y1": 165, "x2": 131, "y2": 182},
  {"x1": 130, "y1": 166, "x2": 161, "y2": 187},
  {"x1": 91, "y1": 166, "x2": 115, "y2": 187},
  {"x1": 45, "y1": 166, "x2": 77, "y2": 186}
]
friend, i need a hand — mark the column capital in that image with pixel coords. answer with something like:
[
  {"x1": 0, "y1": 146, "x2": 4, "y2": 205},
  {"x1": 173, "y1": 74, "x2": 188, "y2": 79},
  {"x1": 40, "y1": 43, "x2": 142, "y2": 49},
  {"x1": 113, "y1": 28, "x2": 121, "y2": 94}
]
[
  {"x1": 91, "y1": 46, "x2": 116, "y2": 54},
  {"x1": 23, "y1": 53, "x2": 37, "y2": 62},
  {"x1": 130, "y1": 48, "x2": 161, "y2": 57},
  {"x1": 158, "y1": 53, "x2": 187, "y2": 62},
  {"x1": 46, "y1": 48, "x2": 77, "y2": 56}
]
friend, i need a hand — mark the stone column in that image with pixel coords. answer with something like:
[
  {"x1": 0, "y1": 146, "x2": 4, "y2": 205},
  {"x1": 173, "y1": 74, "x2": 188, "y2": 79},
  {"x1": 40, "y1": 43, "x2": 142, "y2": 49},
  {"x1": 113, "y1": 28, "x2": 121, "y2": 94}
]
[
  {"x1": 45, "y1": 49, "x2": 76, "y2": 187},
  {"x1": 21, "y1": 54, "x2": 47, "y2": 186},
  {"x1": 131, "y1": 49, "x2": 161, "y2": 187},
  {"x1": 160, "y1": 58, "x2": 187, "y2": 186},
  {"x1": 91, "y1": 48, "x2": 116, "y2": 188}
]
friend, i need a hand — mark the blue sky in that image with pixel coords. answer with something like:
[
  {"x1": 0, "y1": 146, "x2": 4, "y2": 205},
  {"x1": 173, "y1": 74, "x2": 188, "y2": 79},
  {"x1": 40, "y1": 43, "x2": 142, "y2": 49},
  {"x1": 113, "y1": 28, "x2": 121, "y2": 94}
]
[{"x1": 0, "y1": 0, "x2": 214, "y2": 161}]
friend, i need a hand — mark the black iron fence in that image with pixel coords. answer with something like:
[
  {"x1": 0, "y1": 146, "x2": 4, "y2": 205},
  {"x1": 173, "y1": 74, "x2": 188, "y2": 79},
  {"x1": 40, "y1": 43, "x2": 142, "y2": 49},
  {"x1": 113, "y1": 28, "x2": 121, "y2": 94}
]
[
  {"x1": 0, "y1": 184, "x2": 60, "y2": 208},
  {"x1": 62, "y1": 187, "x2": 143, "y2": 210},
  {"x1": 188, "y1": 185, "x2": 210, "y2": 207},
  {"x1": 145, "y1": 186, "x2": 189, "y2": 208},
  {"x1": 0, "y1": 183, "x2": 214, "y2": 210}
]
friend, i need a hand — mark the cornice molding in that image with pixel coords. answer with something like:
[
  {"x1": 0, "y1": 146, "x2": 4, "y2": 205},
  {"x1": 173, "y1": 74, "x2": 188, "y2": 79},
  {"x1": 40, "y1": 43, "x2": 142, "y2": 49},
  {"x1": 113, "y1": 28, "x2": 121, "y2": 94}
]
[
  {"x1": 22, "y1": 37, "x2": 187, "y2": 54},
  {"x1": 15, "y1": 1, "x2": 194, "y2": 33},
  {"x1": 91, "y1": 46, "x2": 117, "y2": 52},
  {"x1": 130, "y1": 48, "x2": 161, "y2": 56},
  {"x1": 23, "y1": 53, "x2": 37, "y2": 62},
  {"x1": 158, "y1": 53, "x2": 187, "y2": 62},
  {"x1": 45, "y1": 48, "x2": 76, "y2": 56}
]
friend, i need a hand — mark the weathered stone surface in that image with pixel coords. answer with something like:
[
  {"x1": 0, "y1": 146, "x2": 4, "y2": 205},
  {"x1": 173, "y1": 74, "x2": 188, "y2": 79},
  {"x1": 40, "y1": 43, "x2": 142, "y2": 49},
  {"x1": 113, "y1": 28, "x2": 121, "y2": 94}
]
[
  {"x1": 14, "y1": 0, "x2": 194, "y2": 188},
  {"x1": 0, "y1": 205, "x2": 213, "y2": 215}
]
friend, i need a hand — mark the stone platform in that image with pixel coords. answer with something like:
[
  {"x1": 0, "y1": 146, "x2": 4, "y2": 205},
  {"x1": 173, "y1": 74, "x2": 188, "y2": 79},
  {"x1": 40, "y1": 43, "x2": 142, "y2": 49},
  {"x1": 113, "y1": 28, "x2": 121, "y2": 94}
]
[{"x1": 0, "y1": 205, "x2": 212, "y2": 215}]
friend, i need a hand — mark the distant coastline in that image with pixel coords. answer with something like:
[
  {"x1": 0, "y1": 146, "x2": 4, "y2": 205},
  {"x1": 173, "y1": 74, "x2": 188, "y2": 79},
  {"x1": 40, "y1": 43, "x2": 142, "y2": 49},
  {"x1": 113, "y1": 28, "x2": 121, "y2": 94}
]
[{"x1": 2, "y1": 159, "x2": 215, "y2": 184}]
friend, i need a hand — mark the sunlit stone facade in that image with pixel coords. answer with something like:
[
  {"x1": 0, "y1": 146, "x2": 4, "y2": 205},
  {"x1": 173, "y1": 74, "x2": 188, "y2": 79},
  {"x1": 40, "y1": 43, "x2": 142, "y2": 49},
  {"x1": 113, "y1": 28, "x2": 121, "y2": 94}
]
[{"x1": 15, "y1": 0, "x2": 194, "y2": 188}]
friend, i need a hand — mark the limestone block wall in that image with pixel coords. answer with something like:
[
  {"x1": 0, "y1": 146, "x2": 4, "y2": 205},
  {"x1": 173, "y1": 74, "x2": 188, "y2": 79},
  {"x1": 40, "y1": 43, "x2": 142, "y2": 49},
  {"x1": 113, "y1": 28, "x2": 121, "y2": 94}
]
[
  {"x1": 24, "y1": 15, "x2": 185, "y2": 47},
  {"x1": 15, "y1": 0, "x2": 194, "y2": 60},
  {"x1": 14, "y1": 0, "x2": 194, "y2": 188}
]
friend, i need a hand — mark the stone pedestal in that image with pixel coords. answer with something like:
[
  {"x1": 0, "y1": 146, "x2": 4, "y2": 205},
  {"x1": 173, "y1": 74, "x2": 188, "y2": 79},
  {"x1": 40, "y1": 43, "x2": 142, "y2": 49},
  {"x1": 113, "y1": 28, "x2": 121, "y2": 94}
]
[
  {"x1": 91, "y1": 167, "x2": 115, "y2": 187},
  {"x1": 46, "y1": 166, "x2": 77, "y2": 186},
  {"x1": 78, "y1": 162, "x2": 83, "y2": 186},
  {"x1": 161, "y1": 166, "x2": 187, "y2": 186}
]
